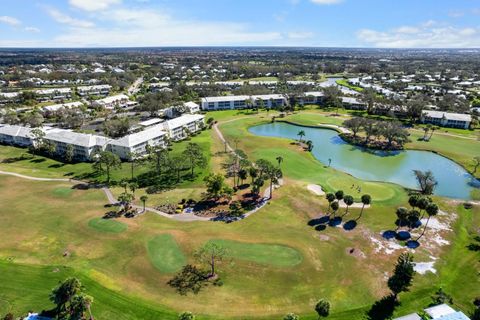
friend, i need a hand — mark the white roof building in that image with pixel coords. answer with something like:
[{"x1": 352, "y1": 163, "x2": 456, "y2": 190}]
[
  {"x1": 138, "y1": 118, "x2": 164, "y2": 127},
  {"x1": 421, "y1": 110, "x2": 472, "y2": 129},
  {"x1": 77, "y1": 85, "x2": 111, "y2": 96},
  {"x1": 108, "y1": 124, "x2": 167, "y2": 159},
  {"x1": 92, "y1": 94, "x2": 130, "y2": 109},
  {"x1": 42, "y1": 101, "x2": 84, "y2": 112},
  {"x1": 393, "y1": 313, "x2": 422, "y2": 320}
]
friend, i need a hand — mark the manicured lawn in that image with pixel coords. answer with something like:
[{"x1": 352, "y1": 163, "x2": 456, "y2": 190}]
[
  {"x1": 0, "y1": 129, "x2": 213, "y2": 187},
  {"x1": 51, "y1": 186, "x2": 74, "y2": 198},
  {"x1": 0, "y1": 109, "x2": 478, "y2": 319},
  {"x1": 147, "y1": 234, "x2": 187, "y2": 273},
  {"x1": 208, "y1": 239, "x2": 303, "y2": 267},
  {"x1": 88, "y1": 217, "x2": 128, "y2": 234}
]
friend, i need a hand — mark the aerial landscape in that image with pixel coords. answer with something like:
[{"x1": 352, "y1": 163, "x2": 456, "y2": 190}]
[{"x1": 0, "y1": 0, "x2": 480, "y2": 320}]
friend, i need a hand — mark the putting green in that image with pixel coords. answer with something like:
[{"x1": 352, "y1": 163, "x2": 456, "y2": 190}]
[
  {"x1": 208, "y1": 239, "x2": 303, "y2": 267},
  {"x1": 147, "y1": 234, "x2": 187, "y2": 273},
  {"x1": 52, "y1": 187, "x2": 73, "y2": 197},
  {"x1": 88, "y1": 217, "x2": 127, "y2": 234}
]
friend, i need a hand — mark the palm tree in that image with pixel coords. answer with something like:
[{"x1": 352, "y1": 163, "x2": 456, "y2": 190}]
[
  {"x1": 428, "y1": 126, "x2": 439, "y2": 141},
  {"x1": 343, "y1": 195, "x2": 354, "y2": 216},
  {"x1": 297, "y1": 130, "x2": 306, "y2": 143},
  {"x1": 358, "y1": 194, "x2": 371, "y2": 220},
  {"x1": 140, "y1": 195, "x2": 148, "y2": 212},
  {"x1": 330, "y1": 201, "x2": 339, "y2": 218},
  {"x1": 422, "y1": 125, "x2": 430, "y2": 141},
  {"x1": 395, "y1": 207, "x2": 409, "y2": 231},
  {"x1": 276, "y1": 156, "x2": 284, "y2": 168},
  {"x1": 408, "y1": 194, "x2": 419, "y2": 209},
  {"x1": 335, "y1": 190, "x2": 344, "y2": 202},
  {"x1": 416, "y1": 203, "x2": 438, "y2": 241},
  {"x1": 325, "y1": 193, "x2": 336, "y2": 215}
]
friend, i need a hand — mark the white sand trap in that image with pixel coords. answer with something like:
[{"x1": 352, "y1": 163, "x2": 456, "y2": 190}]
[
  {"x1": 414, "y1": 261, "x2": 437, "y2": 274},
  {"x1": 420, "y1": 216, "x2": 451, "y2": 231},
  {"x1": 338, "y1": 199, "x2": 370, "y2": 209},
  {"x1": 370, "y1": 236, "x2": 403, "y2": 255},
  {"x1": 307, "y1": 184, "x2": 325, "y2": 195}
]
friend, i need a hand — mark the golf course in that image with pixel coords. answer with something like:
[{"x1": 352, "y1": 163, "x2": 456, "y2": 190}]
[{"x1": 0, "y1": 108, "x2": 478, "y2": 319}]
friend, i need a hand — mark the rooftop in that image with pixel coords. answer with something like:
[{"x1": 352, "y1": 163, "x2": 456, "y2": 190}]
[
  {"x1": 109, "y1": 124, "x2": 166, "y2": 148},
  {"x1": 422, "y1": 110, "x2": 472, "y2": 122}
]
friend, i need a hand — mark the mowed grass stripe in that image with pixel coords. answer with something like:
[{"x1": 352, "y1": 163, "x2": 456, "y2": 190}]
[
  {"x1": 208, "y1": 239, "x2": 303, "y2": 267},
  {"x1": 147, "y1": 234, "x2": 186, "y2": 273},
  {"x1": 88, "y1": 218, "x2": 127, "y2": 234}
]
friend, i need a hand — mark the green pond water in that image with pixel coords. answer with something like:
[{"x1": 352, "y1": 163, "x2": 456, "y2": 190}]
[{"x1": 249, "y1": 122, "x2": 480, "y2": 200}]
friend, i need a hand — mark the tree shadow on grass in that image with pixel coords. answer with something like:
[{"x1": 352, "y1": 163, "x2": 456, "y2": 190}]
[
  {"x1": 382, "y1": 230, "x2": 397, "y2": 240},
  {"x1": 406, "y1": 240, "x2": 420, "y2": 249},
  {"x1": 30, "y1": 158, "x2": 46, "y2": 163},
  {"x1": 396, "y1": 231, "x2": 411, "y2": 241},
  {"x1": 366, "y1": 294, "x2": 399, "y2": 320},
  {"x1": 328, "y1": 216, "x2": 342, "y2": 227},
  {"x1": 343, "y1": 220, "x2": 357, "y2": 231},
  {"x1": 315, "y1": 224, "x2": 327, "y2": 231},
  {"x1": 49, "y1": 163, "x2": 65, "y2": 168},
  {"x1": 308, "y1": 215, "x2": 330, "y2": 226}
]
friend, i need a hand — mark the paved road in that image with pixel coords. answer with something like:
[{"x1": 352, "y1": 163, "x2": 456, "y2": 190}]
[{"x1": 127, "y1": 77, "x2": 144, "y2": 95}]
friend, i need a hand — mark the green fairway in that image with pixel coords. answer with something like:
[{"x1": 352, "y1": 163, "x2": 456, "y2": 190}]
[
  {"x1": 147, "y1": 234, "x2": 187, "y2": 273},
  {"x1": 208, "y1": 239, "x2": 303, "y2": 267},
  {"x1": 88, "y1": 218, "x2": 128, "y2": 234},
  {"x1": 0, "y1": 261, "x2": 178, "y2": 320},
  {"x1": 51, "y1": 186, "x2": 74, "y2": 198},
  {"x1": 0, "y1": 109, "x2": 478, "y2": 319}
]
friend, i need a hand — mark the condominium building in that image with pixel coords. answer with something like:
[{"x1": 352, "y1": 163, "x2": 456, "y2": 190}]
[
  {"x1": 299, "y1": 91, "x2": 325, "y2": 105},
  {"x1": 0, "y1": 92, "x2": 20, "y2": 105},
  {"x1": 162, "y1": 114, "x2": 205, "y2": 140},
  {"x1": 35, "y1": 88, "x2": 72, "y2": 102},
  {"x1": 44, "y1": 129, "x2": 110, "y2": 161},
  {"x1": 77, "y1": 85, "x2": 112, "y2": 97},
  {"x1": 42, "y1": 101, "x2": 84, "y2": 113},
  {"x1": 0, "y1": 125, "x2": 35, "y2": 147},
  {"x1": 0, "y1": 114, "x2": 205, "y2": 162},
  {"x1": 107, "y1": 124, "x2": 167, "y2": 160},
  {"x1": 342, "y1": 97, "x2": 367, "y2": 110},
  {"x1": 200, "y1": 94, "x2": 287, "y2": 111},
  {"x1": 91, "y1": 94, "x2": 131, "y2": 109},
  {"x1": 421, "y1": 110, "x2": 472, "y2": 129}
]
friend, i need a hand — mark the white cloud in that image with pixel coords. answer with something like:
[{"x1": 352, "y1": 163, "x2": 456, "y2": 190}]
[
  {"x1": 47, "y1": 8, "x2": 281, "y2": 47},
  {"x1": 69, "y1": 0, "x2": 121, "y2": 12},
  {"x1": 24, "y1": 27, "x2": 40, "y2": 33},
  {"x1": 0, "y1": 16, "x2": 21, "y2": 27},
  {"x1": 357, "y1": 22, "x2": 480, "y2": 48},
  {"x1": 310, "y1": 0, "x2": 343, "y2": 5},
  {"x1": 47, "y1": 8, "x2": 95, "y2": 28}
]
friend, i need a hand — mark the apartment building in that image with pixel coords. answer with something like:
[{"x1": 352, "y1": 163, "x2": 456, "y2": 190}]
[
  {"x1": 421, "y1": 110, "x2": 472, "y2": 129},
  {"x1": 200, "y1": 94, "x2": 287, "y2": 111},
  {"x1": 77, "y1": 85, "x2": 112, "y2": 97}
]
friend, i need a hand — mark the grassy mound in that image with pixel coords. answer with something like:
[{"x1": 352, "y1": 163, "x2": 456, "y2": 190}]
[
  {"x1": 88, "y1": 218, "x2": 127, "y2": 234},
  {"x1": 147, "y1": 234, "x2": 187, "y2": 273},
  {"x1": 208, "y1": 239, "x2": 303, "y2": 267}
]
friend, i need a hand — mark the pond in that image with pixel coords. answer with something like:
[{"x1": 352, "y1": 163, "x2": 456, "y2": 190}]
[{"x1": 249, "y1": 122, "x2": 480, "y2": 200}]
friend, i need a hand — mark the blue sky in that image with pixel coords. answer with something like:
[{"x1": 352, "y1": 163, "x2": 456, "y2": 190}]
[{"x1": 1, "y1": 0, "x2": 480, "y2": 47}]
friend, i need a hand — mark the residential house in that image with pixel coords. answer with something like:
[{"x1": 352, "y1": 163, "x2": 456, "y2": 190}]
[{"x1": 0, "y1": 92, "x2": 20, "y2": 105}]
